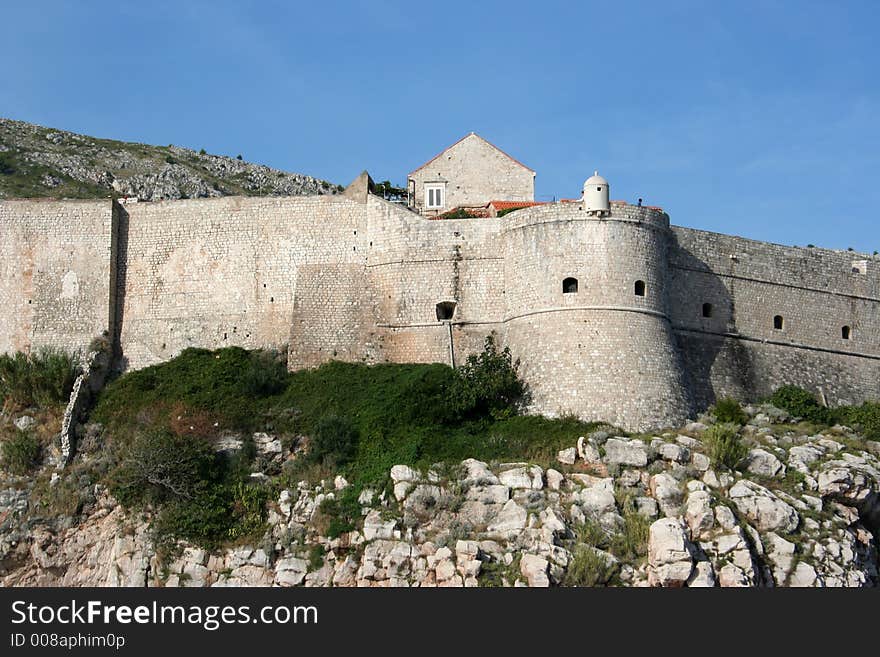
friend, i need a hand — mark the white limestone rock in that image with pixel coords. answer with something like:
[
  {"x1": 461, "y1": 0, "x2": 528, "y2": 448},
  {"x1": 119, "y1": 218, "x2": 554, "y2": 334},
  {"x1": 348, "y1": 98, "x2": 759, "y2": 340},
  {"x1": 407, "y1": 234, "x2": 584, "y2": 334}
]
[
  {"x1": 520, "y1": 554, "x2": 550, "y2": 587},
  {"x1": 647, "y1": 518, "x2": 694, "y2": 587},
  {"x1": 604, "y1": 438, "x2": 650, "y2": 467},
  {"x1": 745, "y1": 448, "x2": 785, "y2": 478},
  {"x1": 728, "y1": 480, "x2": 799, "y2": 533}
]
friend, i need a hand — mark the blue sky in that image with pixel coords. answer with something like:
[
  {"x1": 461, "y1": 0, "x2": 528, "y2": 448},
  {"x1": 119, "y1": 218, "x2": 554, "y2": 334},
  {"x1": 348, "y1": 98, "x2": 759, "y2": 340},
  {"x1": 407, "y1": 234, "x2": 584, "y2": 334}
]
[{"x1": 2, "y1": 0, "x2": 878, "y2": 252}]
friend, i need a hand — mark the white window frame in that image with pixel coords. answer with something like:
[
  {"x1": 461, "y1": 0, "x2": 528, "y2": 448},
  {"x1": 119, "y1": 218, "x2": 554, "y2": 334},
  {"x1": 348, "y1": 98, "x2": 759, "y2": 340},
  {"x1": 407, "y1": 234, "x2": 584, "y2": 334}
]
[{"x1": 425, "y1": 183, "x2": 445, "y2": 209}]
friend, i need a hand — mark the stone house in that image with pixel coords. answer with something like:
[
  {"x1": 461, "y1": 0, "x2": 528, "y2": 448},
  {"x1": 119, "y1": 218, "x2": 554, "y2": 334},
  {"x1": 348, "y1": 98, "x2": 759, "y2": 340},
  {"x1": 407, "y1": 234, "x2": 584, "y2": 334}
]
[{"x1": 407, "y1": 132, "x2": 535, "y2": 216}]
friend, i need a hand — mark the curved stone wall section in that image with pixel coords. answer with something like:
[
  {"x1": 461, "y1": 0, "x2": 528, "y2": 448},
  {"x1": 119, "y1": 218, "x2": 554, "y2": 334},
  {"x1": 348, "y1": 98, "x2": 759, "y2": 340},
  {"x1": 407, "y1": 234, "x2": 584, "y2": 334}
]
[
  {"x1": 500, "y1": 207, "x2": 691, "y2": 430},
  {"x1": 507, "y1": 310, "x2": 692, "y2": 430}
]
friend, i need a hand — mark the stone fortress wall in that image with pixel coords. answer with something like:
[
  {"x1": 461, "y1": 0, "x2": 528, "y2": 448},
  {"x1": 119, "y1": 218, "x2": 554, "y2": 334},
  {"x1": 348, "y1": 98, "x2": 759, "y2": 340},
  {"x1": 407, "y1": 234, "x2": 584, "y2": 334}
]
[{"x1": 1, "y1": 177, "x2": 877, "y2": 431}]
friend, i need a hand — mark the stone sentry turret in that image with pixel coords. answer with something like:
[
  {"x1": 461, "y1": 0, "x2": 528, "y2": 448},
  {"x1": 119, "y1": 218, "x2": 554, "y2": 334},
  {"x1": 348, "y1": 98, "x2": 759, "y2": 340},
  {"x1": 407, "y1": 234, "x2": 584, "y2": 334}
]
[{"x1": 582, "y1": 171, "x2": 610, "y2": 216}]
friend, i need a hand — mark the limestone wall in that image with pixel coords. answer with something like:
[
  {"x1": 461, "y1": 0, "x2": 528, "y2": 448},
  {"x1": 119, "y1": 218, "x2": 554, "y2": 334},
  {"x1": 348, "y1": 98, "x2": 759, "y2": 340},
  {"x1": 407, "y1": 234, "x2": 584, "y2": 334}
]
[
  {"x1": 498, "y1": 204, "x2": 691, "y2": 430},
  {"x1": 2, "y1": 188, "x2": 878, "y2": 433},
  {"x1": 0, "y1": 199, "x2": 115, "y2": 355},
  {"x1": 117, "y1": 195, "x2": 366, "y2": 369},
  {"x1": 408, "y1": 134, "x2": 534, "y2": 215},
  {"x1": 669, "y1": 227, "x2": 880, "y2": 408}
]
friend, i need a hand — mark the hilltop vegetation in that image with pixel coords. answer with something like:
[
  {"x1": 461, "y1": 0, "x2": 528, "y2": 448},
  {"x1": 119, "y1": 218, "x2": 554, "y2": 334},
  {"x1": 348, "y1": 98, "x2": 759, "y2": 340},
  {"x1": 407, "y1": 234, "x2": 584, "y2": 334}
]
[{"x1": 0, "y1": 117, "x2": 342, "y2": 201}]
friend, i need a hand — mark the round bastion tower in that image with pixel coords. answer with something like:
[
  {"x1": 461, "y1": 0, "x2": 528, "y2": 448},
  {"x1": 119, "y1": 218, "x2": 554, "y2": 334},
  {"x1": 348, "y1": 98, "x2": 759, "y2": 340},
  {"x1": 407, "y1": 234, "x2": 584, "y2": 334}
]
[{"x1": 499, "y1": 172, "x2": 693, "y2": 431}]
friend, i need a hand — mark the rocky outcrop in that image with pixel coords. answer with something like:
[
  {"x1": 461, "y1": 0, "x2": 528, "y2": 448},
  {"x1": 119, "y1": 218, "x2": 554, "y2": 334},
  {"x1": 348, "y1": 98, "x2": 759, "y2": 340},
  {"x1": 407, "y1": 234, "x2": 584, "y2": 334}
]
[
  {"x1": 1, "y1": 407, "x2": 879, "y2": 587},
  {"x1": 0, "y1": 117, "x2": 339, "y2": 201}
]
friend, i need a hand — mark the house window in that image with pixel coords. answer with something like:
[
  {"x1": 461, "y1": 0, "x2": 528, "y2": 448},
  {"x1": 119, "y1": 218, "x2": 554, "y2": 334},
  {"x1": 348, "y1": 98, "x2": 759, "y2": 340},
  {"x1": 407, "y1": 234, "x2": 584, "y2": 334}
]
[
  {"x1": 842, "y1": 325, "x2": 851, "y2": 340},
  {"x1": 634, "y1": 280, "x2": 646, "y2": 297},
  {"x1": 562, "y1": 277, "x2": 578, "y2": 294},
  {"x1": 425, "y1": 184, "x2": 445, "y2": 209},
  {"x1": 773, "y1": 315, "x2": 784, "y2": 330},
  {"x1": 436, "y1": 301, "x2": 456, "y2": 321},
  {"x1": 702, "y1": 303, "x2": 713, "y2": 318}
]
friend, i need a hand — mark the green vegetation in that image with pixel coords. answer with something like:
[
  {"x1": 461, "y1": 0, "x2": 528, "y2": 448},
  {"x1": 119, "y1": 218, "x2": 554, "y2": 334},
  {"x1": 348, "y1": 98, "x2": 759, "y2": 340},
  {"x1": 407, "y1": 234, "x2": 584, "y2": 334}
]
[
  {"x1": 843, "y1": 402, "x2": 880, "y2": 440},
  {"x1": 107, "y1": 429, "x2": 268, "y2": 549},
  {"x1": 768, "y1": 385, "x2": 833, "y2": 424},
  {"x1": 90, "y1": 339, "x2": 601, "y2": 548},
  {"x1": 0, "y1": 430, "x2": 41, "y2": 475},
  {"x1": 710, "y1": 397, "x2": 748, "y2": 425},
  {"x1": 766, "y1": 385, "x2": 879, "y2": 440},
  {"x1": 0, "y1": 348, "x2": 79, "y2": 412},
  {"x1": 703, "y1": 422, "x2": 748, "y2": 471}
]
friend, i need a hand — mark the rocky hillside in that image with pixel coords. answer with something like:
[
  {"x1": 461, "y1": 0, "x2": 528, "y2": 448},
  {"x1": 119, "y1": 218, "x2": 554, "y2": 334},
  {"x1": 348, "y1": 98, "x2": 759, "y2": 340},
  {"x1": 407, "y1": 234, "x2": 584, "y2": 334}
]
[
  {"x1": 0, "y1": 117, "x2": 342, "y2": 201},
  {"x1": 2, "y1": 404, "x2": 878, "y2": 587}
]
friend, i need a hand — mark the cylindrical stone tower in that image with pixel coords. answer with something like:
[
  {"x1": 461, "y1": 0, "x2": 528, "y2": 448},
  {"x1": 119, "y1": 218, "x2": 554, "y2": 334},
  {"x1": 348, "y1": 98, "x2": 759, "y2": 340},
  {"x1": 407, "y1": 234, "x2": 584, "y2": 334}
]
[{"x1": 499, "y1": 191, "x2": 693, "y2": 431}]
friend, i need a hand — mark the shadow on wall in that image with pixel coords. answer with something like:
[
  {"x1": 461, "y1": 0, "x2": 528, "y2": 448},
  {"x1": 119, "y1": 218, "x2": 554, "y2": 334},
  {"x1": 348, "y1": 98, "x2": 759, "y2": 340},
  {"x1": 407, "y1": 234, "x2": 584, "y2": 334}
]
[
  {"x1": 112, "y1": 204, "x2": 130, "y2": 373},
  {"x1": 669, "y1": 235, "x2": 756, "y2": 412}
]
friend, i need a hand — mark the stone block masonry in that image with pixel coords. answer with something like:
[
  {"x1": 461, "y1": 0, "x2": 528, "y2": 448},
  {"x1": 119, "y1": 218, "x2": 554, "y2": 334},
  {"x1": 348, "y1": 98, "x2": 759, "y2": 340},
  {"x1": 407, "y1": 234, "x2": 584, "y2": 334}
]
[{"x1": 1, "y1": 183, "x2": 878, "y2": 431}]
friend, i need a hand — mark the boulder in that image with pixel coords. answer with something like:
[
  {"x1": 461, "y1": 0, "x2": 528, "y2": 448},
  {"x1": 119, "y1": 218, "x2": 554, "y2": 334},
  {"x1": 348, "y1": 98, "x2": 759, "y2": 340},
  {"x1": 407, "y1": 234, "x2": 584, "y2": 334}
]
[
  {"x1": 487, "y1": 499, "x2": 528, "y2": 536},
  {"x1": 745, "y1": 449, "x2": 785, "y2": 478},
  {"x1": 728, "y1": 480, "x2": 799, "y2": 533},
  {"x1": 557, "y1": 448, "x2": 577, "y2": 466},
  {"x1": 647, "y1": 518, "x2": 694, "y2": 587},
  {"x1": 604, "y1": 438, "x2": 649, "y2": 467},
  {"x1": 520, "y1": 554, "x2": 550, "y2": 587},
  {"x1": 274, "y1": 557, "x2": 308, "y2": 587}
]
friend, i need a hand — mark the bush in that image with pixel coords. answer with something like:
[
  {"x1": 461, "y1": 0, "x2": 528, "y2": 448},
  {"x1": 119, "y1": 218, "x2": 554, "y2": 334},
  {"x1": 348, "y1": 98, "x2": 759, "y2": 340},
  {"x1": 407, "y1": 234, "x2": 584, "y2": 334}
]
[
  {"x1": 109, "y1": 430, "x2": 221, "y2": 507},
  {"x1": 1, "y1": 431, "x2": 41, "y2": 475},
  {"x1": 448, "y1": 335, "x2": 525, "y2": 420},
  {"x1": 562, "y1": 545, "x2": 619, "y2": 586},
  {"x1": 703, "y1": 422, "x2": 748, "y2": 471},
  {"x1": 241, "y1": 350, "x2": 288, "y2": 397},
  {"x1": 841, "y1": 402, "x2": 880, "y2": 441},
  {"x1": 0, "y1": 349, "x2": 79, "y2": 411},
  {"x1": 711, "y1": 397, "x2": 748, "y2": 425},
  {"x1": 768, "y1": 385, "x2": 832, "y2": 424},
  {"x1": 308, "y1": 415, "x2": 358, "y2": 468}
]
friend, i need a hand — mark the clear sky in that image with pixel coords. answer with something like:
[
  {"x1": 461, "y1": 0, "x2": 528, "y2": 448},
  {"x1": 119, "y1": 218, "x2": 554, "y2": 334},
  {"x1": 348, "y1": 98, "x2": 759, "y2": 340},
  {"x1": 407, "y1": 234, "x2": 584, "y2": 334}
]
[{"x1": 2, "y1": 1, "x2": 878, "y2": 252}]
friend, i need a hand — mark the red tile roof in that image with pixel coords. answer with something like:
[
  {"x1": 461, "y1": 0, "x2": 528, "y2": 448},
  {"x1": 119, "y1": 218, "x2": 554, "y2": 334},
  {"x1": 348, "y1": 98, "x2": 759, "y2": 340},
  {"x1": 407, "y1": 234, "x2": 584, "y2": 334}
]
[{"x1": 488, "y1": 200, "x2": 545, "y2": 210}]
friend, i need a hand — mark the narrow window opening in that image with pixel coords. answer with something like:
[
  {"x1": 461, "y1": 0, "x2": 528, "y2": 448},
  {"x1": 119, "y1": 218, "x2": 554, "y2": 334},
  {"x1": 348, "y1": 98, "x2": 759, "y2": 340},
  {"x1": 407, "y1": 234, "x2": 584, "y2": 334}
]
[
  {"x1": 562, "y1": 277, "x2": 578, "y2": 294},
  {"x1": 436, "y1": 301, "x2": 456, "y2": 321},
  {"x1": 773, "y1": 315, "x2": 784, "y2": 330},
  {"x1": 842, "y1": 325, "x2": 851, "y2": 340},
  {"x1": 702, "y1": 302, "x2": 713, "y2": 318},
  {"x1": 634, "y1": 280, "x2": 646, "y2": 296}
]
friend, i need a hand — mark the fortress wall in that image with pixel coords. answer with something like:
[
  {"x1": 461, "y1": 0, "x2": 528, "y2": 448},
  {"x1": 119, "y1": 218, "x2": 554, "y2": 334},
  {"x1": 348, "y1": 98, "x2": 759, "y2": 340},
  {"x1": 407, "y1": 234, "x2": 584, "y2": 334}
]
[
  {"x1": 500, "y1": 209, "x2": 692, "y2": 431},
  {"x1": 0, "y1": 199, "x2": 115, "y2": 356},
  {"x1": 119, "y1": 195, "x2": 366, "y2": 369},
  {"x1": 287, "y1": 263, "x2": 371, "y2": 369},
  {"x1": 670, "y1": 226, "x2": 880, "y2": 408},
  {"x1": 362, "y1": 197, "x2": 505, "y2": 365}
]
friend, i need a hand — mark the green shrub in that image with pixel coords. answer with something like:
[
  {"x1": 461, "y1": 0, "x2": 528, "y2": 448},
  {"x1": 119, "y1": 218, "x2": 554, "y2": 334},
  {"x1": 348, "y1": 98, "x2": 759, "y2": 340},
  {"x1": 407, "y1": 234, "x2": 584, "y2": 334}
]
[
  {"x1": 448, "y1": 334, "x2": 525, "y2": 420},
  {"x1": 109, "y1": 430, "x2": 220, "y2": 507},
  {"x1": 608, "y1": 497, "x2": 650, "y2": 562},
  {"x1": 241, "y1": 350, "x2": 288, "y2": 397},
  {"x1": 768, "y1": 385, "x2": 832, "y2": 424},
  {"x1": 0, "y1": 348, "x2": 79, "y2": 411},
  {"x1": 703, "y1": 422, "x2": 748, "y2": 471},
  {"x1": 317, "y1": 488, "x2": 361, "y2": 539},
  {"x1": 711, "y1": 397, "x2": 748, "y2": 425},
  {"x1": 308, "y1": 544, "x2": 326, "y2": 571},
  {"x1": 562, "y1": 545, "x2": 619, "y2": 586},
  {"x1": 1, "y1": 431, "x2": 41, "y2": 475},
  {"x1": 841, "y1": 402, "x2": 880, "y2": 441},
  {"x1": 308, "y1": 415, "x2": 359, "y2": 468}
]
